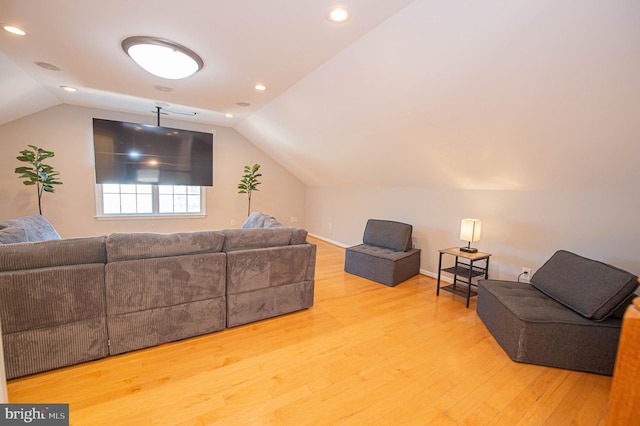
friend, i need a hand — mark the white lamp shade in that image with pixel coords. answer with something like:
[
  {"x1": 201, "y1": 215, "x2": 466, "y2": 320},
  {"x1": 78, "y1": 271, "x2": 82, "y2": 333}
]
[{"x1": 460, "y1": 219, "x2": 482, "y2": 243}]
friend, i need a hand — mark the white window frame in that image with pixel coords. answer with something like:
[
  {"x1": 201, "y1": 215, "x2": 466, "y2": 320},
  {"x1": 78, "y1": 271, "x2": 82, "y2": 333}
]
[{"x1": 95, "y1": 184, "x2": 206, "y2": 218}]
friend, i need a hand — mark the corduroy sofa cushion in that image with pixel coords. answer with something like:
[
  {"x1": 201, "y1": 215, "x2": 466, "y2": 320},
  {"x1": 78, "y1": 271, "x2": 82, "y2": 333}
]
[
  {"x1": 530, "y1": 250, "x2": 638, "y2": 321},
  {"x1": 222, "y1": 228, "x2": 293, "y2": 252},
  {"x1": 106, "y1": 231, "x2": 225, "y2": 262},
  {"x1": 0, "y1": 236, "x2": 107, "y2": 272}
]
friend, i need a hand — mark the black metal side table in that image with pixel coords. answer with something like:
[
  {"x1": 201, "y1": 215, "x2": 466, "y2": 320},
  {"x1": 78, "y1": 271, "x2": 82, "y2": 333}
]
[{"x1": 436, "y1": 247, "x2": 491, "y2": 308}]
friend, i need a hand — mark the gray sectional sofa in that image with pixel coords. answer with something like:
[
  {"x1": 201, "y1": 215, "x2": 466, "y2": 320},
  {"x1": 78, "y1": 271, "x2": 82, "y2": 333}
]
[
  {"x1": 0, "y1": 212, "x2": 315, "y2": 379},
  {"x1": 477, "y1": 250, "x2": 639, "y2": 376}
]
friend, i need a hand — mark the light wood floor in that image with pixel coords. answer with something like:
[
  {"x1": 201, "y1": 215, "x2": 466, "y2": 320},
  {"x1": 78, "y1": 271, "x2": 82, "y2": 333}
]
[{"x1": 7, "y1": 237, "x2": 612, "y2": 425}]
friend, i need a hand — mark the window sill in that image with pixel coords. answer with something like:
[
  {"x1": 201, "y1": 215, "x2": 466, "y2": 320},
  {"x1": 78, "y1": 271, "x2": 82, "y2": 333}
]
[{"x1": 94, "y1": 214, "x2": 207, "y2": 221}]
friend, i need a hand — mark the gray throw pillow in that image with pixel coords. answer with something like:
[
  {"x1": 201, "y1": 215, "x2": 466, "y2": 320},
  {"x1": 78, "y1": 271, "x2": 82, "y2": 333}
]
[
  {"x1": 0, "y1": 227, "x2": 28, "y2": 244},
  {"x1": 0, "y1": 215, "x2": 61, "y2": 242},
  {"x1": 241, "y1": 211, "x2": 270, "y2": 228}
]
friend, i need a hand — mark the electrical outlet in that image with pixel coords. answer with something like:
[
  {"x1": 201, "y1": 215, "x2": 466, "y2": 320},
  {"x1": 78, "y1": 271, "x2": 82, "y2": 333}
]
[
  {"x1": 230, "y1": 219, "x2": 236, "y2": 226},
  {"x1": 521, "y1": 267, "x2": 532, "y2": 282},
  {"x1": 290, "y1": 216, "x2": 298, "y2": 223}
]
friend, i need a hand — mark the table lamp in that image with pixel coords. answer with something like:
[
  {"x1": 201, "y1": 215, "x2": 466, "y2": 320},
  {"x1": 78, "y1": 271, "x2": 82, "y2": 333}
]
[{"x1": 460, "y1": 218, "x2": 481, "y2": 253}]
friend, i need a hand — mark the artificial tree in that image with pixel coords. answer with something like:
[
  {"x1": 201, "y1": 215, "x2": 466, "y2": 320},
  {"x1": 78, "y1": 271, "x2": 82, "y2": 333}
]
[
  {"x1": 15, "y1": 145, "x2": 63, "y2": 215},
  {"x1": 237, "y1": 163, "x2": 262, "y2": 216}
]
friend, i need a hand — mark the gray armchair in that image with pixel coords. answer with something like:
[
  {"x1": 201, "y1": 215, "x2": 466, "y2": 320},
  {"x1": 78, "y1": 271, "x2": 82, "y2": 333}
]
[
  {"x1": 477, "y1": 250, "x2": 639, "y2": 375},
  {"x1": 344, "y1": 219, "x2": 421, "y2": 286}
]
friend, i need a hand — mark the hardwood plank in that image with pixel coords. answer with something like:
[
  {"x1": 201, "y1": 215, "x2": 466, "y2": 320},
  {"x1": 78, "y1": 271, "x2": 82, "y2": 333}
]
[{"x1": 6, "y1": 237, "x2": 611, "y2": 425}]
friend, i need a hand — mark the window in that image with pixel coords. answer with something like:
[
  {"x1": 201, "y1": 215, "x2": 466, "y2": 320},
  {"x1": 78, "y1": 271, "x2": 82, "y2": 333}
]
[{"x1": 98, "y1": 184, "x2": 204, "y2": 216}]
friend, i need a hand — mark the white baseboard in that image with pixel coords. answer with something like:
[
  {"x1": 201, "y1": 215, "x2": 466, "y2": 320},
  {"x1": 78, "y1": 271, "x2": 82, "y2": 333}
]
[{"x1": 307, "y1": 233, "x2": 349, "y2": 248}]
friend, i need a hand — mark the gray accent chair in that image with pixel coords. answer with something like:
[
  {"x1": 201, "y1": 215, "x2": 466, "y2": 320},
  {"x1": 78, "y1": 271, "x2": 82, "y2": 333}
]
[
  {"x1": 477, "y1": 250, "x2": 639, "y2": 375},
  {"x1": 344, "y1": 219, "x2": 421, "y2": 286}
]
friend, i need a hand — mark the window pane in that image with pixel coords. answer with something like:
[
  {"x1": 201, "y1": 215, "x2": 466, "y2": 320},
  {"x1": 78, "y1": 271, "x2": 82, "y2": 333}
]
[
  {"x1": 187, "y1": 186, "x2": 199, "y2": 195},
  {"x1": 103, "y1": 194, "x2": 121, "y2": 214},
  {"x1": 159, "y1": 185, "x2": 173, "y2": 194},
  {"x1": 137, "y1": 184, "x2": 152, "y2": 194},
  {"x1": 187, "y1": 195, "x2": 200, "y2": 212},
  {"x1": 173, "y1": 185, "x2": 187, "y2": 195},
  {"x1": 120, "y1": 184, "x2": 137, "y2": 194},
  {"x1": 103, "y1": 184, "x2": 120, "y2": 193},
  {"x1": 159, "y1": 194, "x2": 174, "y2": 213},
  {"x1": 137, "y1": 193, "x2": 153, "y2": 213},
  {"x1": 174, "y1": 194, "x2": 187, "y2": 212},
  {"x1": 121, "y1": 194, "x2": 137, "y2": 213}
]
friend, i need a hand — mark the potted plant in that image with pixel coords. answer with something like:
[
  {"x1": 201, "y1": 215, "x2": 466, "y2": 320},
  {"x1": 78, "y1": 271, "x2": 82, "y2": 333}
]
[
  {"x1": 15, "y1": 145, "x2": 63, "y2": 215},
  {"x1": 237, "y1": 163, "x2": 261, "y2": 216}
]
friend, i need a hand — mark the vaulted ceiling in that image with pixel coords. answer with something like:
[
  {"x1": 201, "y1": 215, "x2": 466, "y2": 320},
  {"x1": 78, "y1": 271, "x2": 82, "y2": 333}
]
[{"x1": 1, "y1": 0, "x2": 639, "y2": 191}]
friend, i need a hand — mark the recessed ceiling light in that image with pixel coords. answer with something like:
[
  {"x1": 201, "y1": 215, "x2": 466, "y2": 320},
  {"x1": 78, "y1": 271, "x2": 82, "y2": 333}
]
[
  {"x1": 327, "y1": 6, "x2": 351, "y2": 23},
  {"x1": 225, "y1": 113, "x2": 234, "y2": 118},
  {"x1": 35, "y1": 61, "x2": 61, "y2": 71},
  {"x1": 60, "y1": 86, "x2": 77, "y2": 92},
  {"x1": 122, "y1": 36, "x2": 203, "y2": 80},
  {"x1": 254, "y1": 84, "x2": 267, "y2": 91},
  {"x1": 236, "y1": 102, "x2": 251, "y2": 107},
  {"x1": 154, "y1": 85, "x2": 173, "y2": 92},
  {"x1": 3, "y1": 25, "x2": 26, "y2": 36}
]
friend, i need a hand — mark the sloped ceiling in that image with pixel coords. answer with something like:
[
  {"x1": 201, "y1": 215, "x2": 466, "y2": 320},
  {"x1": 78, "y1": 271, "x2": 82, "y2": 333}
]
[
  {"x1": 237, "y1": 0, "x2": 640, "y2": 191},
  {"x1": 1, "y1": 0, "x2": 639, "y2": 192}
]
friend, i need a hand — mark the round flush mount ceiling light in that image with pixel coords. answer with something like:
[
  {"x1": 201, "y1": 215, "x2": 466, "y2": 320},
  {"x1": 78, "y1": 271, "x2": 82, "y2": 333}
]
[
  {"x1": 326, "y1": 6, "x2": 351, "y2": 23},
  {"x1": 122, "y1": 36, "x2": 203, "y2": 80},
  {"x1": 35, "y1": 61, "x2": 61, "y2": 71},
  {"x1": 3, "y1": 25, "x2": 26, "y2": 36}
]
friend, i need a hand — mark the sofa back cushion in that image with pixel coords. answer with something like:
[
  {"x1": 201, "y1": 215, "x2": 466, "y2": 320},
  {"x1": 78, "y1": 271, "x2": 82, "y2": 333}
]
[
  {"x1": 0, "y1": 236, "x2": 107, "y2": 272},
  {"x1": 106, "y1": 231, "x2": 225, "y2": 262},
  {"x1": 531, "y1": 250, "x2": 639, "y2": 321},
  {"x1": 222, "y1": 228, "x2": 295, "y2": 252},
  {"x1": 0, "y1": 215, "x2": 61, "y2": 242},
  {"x1": 362, "y1": 219, "x2": 413, "y2": 252}
]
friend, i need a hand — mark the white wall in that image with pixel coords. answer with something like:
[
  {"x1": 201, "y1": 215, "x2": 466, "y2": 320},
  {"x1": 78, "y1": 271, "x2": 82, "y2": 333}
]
[
  {"x1": 306, "y1": 187, "x2": 640, "y2": 280},
  {"x1": 0, "y1": 104, "x2": 306, "y2": 236}
]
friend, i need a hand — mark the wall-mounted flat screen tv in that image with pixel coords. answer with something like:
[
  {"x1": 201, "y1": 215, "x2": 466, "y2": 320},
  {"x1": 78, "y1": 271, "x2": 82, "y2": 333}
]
[{"x1": 93, "y1": 118, "x2": 213, "y2": 186}]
